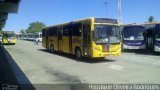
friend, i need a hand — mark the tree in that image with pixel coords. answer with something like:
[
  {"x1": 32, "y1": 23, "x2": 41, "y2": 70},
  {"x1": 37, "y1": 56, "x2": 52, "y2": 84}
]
[
  {"x1": 26, "y1": 21, "x2": 46, "y2": 33},
  {"x1": 20, "y1": 29, "x2": 26, "y2": 34},
  {"x1": 148, "y1": 16, "x2": 154, "y2": 22}
]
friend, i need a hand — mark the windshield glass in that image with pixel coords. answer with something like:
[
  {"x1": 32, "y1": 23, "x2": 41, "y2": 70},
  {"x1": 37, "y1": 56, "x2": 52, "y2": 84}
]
[
  {"x1": 123, "y1": 26, "x2": 145, "y2": 40},
  {"x1": 93, "y1": 25, "x2": 120, "y2": 44},
  {"x1": 155, "y1": 27, "x2": 160, "y2": 41},
  {"x1": 0, "y1": 34, "x2": 2, "y2": 38},
  {"x1": 35, "y1": 34, "x2": 39, "y2": 38},
  {"x1": 6, "y1": 33, "x2": 15, "y2": 38}
]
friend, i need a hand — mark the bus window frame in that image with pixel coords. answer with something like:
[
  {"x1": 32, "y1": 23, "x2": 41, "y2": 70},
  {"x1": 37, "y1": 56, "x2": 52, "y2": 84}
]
[{"x1": 72, "y1": 23, "x2": 82, "y2": 36}]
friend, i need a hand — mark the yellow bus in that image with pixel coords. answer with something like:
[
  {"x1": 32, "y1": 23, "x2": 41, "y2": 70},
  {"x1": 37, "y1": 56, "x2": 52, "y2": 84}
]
[
  {"x1": 42, "y1": 17, "x2": 121, "y2": 58},
  {"x1": 2, "y1": 31, "x2": 17, "y2": 45}
]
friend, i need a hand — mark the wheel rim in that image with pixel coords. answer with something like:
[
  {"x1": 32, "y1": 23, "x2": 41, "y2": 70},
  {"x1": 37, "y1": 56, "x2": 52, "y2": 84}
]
[
  {"x1": 77, "y1": 50, "x2": 81, "y2": 58},
  {"x1": 50, "y1": 46, "x2": 53, "y2": 52},
  {"x1": 51, "y1": 47, "x2": 53, "y2": 52},
  {"x1": 51, "y1": 46, "x2": 54, "y2": 52},
  {"x1": 77, "y1": 50, "x2": 81, "y2": 57}
]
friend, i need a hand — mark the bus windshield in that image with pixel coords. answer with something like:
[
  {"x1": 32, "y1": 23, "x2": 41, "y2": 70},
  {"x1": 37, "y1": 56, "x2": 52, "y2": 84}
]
[
  {"x1": 123, "y1": 26, "x2": 145, "y2": 40},
  {"x1": 155, "y1": 27, "x2": 160, "y2": 41},
  {"x1": 35, "y1": 34, "x2": 39, "y2": 38},
  {"x1": 6, "y1": 33, "x2": 15, "y2": 38},
  {"x1": 0, "y1": 34, "x2": 2, "y2": 38},
  {"x1": 93, "y1": 25, "x2": 120, "y2": 44}
]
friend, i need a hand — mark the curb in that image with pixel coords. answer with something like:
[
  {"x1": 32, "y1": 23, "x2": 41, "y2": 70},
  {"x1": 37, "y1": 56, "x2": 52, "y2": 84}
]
[{"x1": 0, "y1": 44, "x2": 35, "y2": 90}]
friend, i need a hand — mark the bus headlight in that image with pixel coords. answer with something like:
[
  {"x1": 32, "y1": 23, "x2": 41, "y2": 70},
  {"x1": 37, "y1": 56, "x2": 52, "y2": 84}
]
[{"x1": 94, "y1": 47, "x2": 101, "y2": 51}]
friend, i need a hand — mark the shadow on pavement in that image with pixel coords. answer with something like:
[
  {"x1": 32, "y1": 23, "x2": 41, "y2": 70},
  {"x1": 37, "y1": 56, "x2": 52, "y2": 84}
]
[
  {"x1": 38, "y1": 49, "x2": 116, "y2": 63},
  {"x1": 0, "y1": 44, "x2": 35, "y2": 90},
  {"x1": 122, "y1": 49, "x2": 160, "y2": 56}
]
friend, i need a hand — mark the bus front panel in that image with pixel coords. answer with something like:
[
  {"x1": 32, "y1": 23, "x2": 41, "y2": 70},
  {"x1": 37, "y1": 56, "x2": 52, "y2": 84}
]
[
  {"x1": 91, "y1": 24, "x2": 121, "y2": 57},
  {"x1": 2, "y1": 32, "x2": 16, "y2": 45},
  {"x1": 122, "y1": 26, "x2": 146, "y2": 50}
]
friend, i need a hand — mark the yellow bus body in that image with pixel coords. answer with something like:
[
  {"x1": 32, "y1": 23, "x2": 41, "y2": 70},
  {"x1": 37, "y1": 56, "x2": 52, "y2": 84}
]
[
  {"x1": 2, "y1": 38, "x2": 16, "y2": 44},
  {"x1": 2, "y1": 31, "x2": 17, "y2": 45},
  {"x1": 42, "y1": 17, "x2": 121, "y2": 58}
]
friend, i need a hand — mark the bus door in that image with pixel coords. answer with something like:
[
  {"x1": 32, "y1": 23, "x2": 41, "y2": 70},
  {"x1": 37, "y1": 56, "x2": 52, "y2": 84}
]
[
  {"x1": 82, "y1": 24, "x2": 91, "y2": 56},
  {"x1": 58, "y1": 28, "x2": 63, "y2": 51}
]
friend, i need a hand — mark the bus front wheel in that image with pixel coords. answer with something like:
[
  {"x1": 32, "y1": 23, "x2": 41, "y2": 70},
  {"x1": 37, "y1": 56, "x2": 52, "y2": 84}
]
[{"x1": 75, "y1": 48, "x2": 82, "y2": 59}]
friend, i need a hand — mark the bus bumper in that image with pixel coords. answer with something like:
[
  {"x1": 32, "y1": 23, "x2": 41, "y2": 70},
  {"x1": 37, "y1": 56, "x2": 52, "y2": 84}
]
[
  {"x1": 154, "y1": 46, "x2": 160, "y2": 52},
  {"x1": 2, "y1": 40, "x2": 16, "y2": 45},
  {"x1": 92, "y1": 49, "x2": 121, "y2": 58},
  {"x1": 123, "y1": 44, "x2": 146, "y2": 49}
]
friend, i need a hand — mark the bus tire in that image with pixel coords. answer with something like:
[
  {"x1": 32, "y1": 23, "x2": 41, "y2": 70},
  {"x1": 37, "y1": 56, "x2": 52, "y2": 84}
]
[
  {"x1": 50, "y1": 45, "x2": 54, "y2": 53},
  {"x1": 75, "y1": 48, "x2": 82, "y2": 59}
]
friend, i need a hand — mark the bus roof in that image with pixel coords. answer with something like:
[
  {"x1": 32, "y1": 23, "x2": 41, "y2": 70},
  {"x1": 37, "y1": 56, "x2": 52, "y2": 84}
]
[
  {"x1": 120, "y1": 23, "x2": 143, "y2": 26},
  {"x1": 123, "y1": 25, "x2": 144, "y2": 27},
  {"x1": 43, "y1": 17, "x2": 118, "y2": 30},
  {"x1": 145, "y1": 23, "x2": 160, "y2": 29},
  {"x1": 141, "y1": 22, "x2": 160, "y2": 25},
  {"x1": 3, "y1": 31, "x2": 15, "y2": 34}
]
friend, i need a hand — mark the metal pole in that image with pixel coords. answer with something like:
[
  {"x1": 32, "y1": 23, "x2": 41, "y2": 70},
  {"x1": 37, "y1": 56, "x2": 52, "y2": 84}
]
[
  {"x1": 118, "y1": 0, "x2": 122, "y2": 24},
  {"x1": 104, "y1": 1, "x2": 108, "y2": 17}
]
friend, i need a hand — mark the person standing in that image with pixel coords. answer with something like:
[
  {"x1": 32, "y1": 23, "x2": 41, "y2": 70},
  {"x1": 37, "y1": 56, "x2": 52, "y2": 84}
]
[{"x1": 35, "y1": 38, "x2": 39, "y2": 45}]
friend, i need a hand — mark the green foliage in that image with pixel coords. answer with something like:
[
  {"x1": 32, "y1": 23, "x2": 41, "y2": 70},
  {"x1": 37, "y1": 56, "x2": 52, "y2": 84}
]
[
  {"x1": 148, "y1": 16, "x2": 154, "y2": 22},
  {"x1": 20, "y1": 29, "x2": 26, "y2": 34},
  {"x1": 25, "y1": 21, "x2": 46, "y2": 33}
]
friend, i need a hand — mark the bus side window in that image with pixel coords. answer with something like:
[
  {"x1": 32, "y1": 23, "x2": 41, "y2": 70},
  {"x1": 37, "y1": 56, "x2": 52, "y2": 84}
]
[
  {"x1": 72, "y1": 23, "x2": 81, "y2": 36},
  {"x1": 53, "y1": 27, "x2": 57, "y2": 36},
  {"x1": 50, "y1": 28, "x2": 53, "y2": 36},
  {"x1": 42, "y1": 29, "x2": 45, "y2": 37},
  {"x1": 46, "y1": 29, "x2": 49, "y2": 38},
  {"x1": 63, "y1": 25, "x2": 71, "y2": 36},
  {"x1": 49, "y1": 27, "x2": 57, "y2": 37}
]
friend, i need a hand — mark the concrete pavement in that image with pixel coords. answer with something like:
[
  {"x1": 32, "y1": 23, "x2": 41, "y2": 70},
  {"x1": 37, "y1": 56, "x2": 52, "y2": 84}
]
[{"x1": 3, "y1": 40, "x2": 160, "y2": 90}]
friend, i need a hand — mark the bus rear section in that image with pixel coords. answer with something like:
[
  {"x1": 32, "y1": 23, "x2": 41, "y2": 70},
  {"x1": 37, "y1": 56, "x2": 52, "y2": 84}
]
[
  {"x1": 145, "y1": 24, "x2": 160, "y2": 52},
  {"x1": 42, "y1": 17, "x2": 121, "y2": 58},
  {"x1": 2, "y1": 31, "x2": 17, "y2": 45},
  {"x1": 121, "y1": 25, "x2": 146, "y2": 50}
]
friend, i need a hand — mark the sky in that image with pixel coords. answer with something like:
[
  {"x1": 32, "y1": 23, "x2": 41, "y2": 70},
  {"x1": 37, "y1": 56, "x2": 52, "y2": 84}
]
[{"x1": 3, "y1": 0, "x2": 160, "y2": 32}]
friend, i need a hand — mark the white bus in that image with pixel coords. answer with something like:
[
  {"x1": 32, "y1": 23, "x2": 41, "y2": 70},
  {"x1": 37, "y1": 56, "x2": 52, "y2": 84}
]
[
  {"x1": 121, "y1": 25, "x2": 146, "y2": 50},
  {"x1": 20, "y1": 32, "x2": 42, "y2": 42},
  {"x1": 145, "y1": 24, "x2": 160, "y2": 52}
]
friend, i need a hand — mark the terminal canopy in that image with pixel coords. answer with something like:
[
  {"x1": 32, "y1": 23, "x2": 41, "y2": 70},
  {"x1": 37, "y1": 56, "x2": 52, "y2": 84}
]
[{"x1": 0, "y1": 0, "x2": 21, "y2": 30}]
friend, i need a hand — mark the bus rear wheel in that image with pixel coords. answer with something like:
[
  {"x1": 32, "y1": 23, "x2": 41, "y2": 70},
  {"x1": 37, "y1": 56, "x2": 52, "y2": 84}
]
[
  {"x1": 50, "y1": 45, "x2": 54, "y2": 53},
  {"x1": 75, "y1": 48, "x2": 82, "y2": 59}
]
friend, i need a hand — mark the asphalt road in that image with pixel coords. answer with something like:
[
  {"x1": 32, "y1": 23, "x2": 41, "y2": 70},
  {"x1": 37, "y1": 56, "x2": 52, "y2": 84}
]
[{"x1": 4, "y1": 40, "x2": 160, "y2": 90}]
